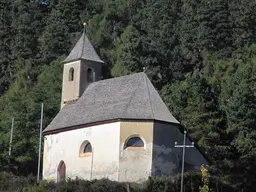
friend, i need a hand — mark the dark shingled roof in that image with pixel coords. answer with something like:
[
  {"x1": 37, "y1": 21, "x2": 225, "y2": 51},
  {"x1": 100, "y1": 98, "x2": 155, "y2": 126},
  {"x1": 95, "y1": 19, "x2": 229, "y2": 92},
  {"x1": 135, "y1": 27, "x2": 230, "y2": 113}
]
[
  {"x1": 62, "y1": 32, "x2": 104, "y2": 64},
  {"x1": 43, "y1": 73, "x2": 179, "y2": 133}
]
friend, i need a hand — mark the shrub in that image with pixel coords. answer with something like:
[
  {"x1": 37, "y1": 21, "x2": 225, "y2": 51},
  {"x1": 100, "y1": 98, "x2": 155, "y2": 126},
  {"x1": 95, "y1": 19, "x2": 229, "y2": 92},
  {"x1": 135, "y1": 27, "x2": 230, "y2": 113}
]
[
  {"x1": 0, "y1": 171, "x2": 237, "y2": 192},
  {"x1": 0, "y1": 172, "x2": 36, "y2": 192}
]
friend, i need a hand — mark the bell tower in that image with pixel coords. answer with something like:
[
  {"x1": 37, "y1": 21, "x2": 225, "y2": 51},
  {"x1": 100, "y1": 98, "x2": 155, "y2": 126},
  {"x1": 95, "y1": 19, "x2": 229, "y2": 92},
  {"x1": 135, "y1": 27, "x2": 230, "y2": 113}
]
[{"x1": 61, "y1": 24, "x2": 104, "y2": 108}]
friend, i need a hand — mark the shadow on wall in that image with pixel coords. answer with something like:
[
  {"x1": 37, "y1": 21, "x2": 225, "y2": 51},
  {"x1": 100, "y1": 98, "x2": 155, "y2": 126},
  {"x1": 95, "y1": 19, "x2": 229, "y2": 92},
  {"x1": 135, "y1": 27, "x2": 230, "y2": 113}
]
[
  {"x1": 151, "y1": 144, "x2": 179, "y2": 177},
  {"x1": 151, "y1": 122, "x2": 207, "y2": 177}
]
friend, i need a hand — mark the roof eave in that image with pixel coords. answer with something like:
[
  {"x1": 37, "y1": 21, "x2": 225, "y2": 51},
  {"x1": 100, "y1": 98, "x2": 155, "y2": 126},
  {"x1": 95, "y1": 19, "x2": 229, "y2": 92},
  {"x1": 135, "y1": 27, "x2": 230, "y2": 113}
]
[
  {"x1": 43, "y1": 118, "x2": 180, "y2": 135},
  {"x1": 61, "y1": 58, "x2": 104, "y2": 64}
]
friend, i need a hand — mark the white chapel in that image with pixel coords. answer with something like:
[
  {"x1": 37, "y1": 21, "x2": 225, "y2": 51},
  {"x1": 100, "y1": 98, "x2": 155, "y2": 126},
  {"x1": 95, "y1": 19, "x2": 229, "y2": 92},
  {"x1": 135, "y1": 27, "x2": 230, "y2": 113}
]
[{"x1": 42, "y1": 30, "x2": 207, "y2": 183}]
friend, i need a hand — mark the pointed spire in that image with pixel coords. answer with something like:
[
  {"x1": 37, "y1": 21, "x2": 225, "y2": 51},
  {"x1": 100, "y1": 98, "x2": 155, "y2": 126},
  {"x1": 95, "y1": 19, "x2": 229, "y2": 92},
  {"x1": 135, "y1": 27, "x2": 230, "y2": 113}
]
[{"x1": 62, "y1": 23, "x2": 104, "y2": 64}]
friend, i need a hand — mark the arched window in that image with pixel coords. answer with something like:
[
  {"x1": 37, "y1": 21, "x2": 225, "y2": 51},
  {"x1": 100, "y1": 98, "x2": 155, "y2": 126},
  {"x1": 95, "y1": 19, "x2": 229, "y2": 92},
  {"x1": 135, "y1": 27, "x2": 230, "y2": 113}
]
[
  {"x1": 87, "y1": 68, "x2": 93, "y2": 83},
  {"x1": 79, "y1": 141, "x2": 92, "y2": 157},
  {"x1": 124, "y1": 136, "x2": 144, "y2": 149},
  {"x1": 84, "y1": 143, "x2": 92, "y2": 153},
  {"x1": 69, "y1": 67, "x2": 74, "y2": 81}
]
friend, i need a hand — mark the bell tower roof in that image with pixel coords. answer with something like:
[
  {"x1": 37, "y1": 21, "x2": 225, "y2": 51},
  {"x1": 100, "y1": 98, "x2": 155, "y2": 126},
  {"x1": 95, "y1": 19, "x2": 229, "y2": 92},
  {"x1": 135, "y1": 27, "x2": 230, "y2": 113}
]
[{"x1": 62, "y1": 31, "x2": 104, "y2": 64}]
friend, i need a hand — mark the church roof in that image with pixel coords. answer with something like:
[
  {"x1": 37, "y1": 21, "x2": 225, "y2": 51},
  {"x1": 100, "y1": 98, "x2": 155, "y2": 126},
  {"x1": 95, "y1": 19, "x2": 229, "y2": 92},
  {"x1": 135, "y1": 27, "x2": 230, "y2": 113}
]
[
  {"x1": 62, "y1": 32, "x2": 104, "y2": 64},
  {"x1": 43, "y1": 72, "x2": 179, "y2": 133}
]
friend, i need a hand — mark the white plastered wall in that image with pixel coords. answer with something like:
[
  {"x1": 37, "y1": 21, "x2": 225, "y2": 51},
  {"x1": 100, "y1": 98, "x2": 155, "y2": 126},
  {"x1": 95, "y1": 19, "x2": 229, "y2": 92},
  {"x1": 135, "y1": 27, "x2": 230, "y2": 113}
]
[{"x1": 43, "y1": 122, "x2": 120, "y2": 182}]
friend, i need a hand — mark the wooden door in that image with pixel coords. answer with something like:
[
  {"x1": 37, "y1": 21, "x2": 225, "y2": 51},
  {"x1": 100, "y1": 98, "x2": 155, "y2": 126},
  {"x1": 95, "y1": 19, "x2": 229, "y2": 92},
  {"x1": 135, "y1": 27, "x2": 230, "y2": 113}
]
[{"x1": 57, "y1": 161, "x2": 66, "y2": 182}]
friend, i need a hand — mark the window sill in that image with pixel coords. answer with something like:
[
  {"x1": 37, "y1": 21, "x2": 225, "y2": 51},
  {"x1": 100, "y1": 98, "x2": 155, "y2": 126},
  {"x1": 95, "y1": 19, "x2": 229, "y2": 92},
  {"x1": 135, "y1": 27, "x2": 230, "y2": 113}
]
[
  {"x1": 124, "y1": 146, "x2": 146, "y2": 150},
  {"x1": 79, "y1": 152, "x2": 92, "y2": 157}
]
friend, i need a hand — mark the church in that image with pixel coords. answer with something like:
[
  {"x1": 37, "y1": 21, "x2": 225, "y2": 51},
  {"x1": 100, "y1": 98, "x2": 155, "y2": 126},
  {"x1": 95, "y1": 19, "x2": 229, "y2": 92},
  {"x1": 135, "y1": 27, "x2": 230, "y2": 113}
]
[{"x1": 42, "y1": 29, "x2": 207, "y2": 183}]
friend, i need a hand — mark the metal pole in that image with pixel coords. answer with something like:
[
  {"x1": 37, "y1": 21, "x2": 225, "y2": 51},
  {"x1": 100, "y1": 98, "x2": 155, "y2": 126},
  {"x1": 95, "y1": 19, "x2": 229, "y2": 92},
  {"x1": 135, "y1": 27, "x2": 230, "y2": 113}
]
[
  {"x1": 174, "y1": 130, "x2": 194, "y2": 192},
  {"x1": 9, "y1": 117, "x2": 14, "y2": 156},
  {"x1": 37, "y1": 103, "x2": 44, "y2": 183},
  {"x1": 181, "y1": 131, "x2": 186, "y2": 192},
  {"x1": 90, "y1": 147, "x2": 94, "y2": 180}
]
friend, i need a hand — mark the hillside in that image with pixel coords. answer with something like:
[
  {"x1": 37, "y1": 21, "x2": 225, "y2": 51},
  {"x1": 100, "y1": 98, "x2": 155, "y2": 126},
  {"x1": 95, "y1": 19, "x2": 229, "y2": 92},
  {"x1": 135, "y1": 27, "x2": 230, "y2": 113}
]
[{"x1": 0, "y1": 0, "x2": 255, "y2": 191}]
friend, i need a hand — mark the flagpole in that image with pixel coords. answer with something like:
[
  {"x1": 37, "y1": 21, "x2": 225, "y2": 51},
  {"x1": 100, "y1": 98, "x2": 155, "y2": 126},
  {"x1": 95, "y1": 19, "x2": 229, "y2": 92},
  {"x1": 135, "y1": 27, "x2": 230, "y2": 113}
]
[
  {"x1": 37, "y1": 103, "x2": 44, "y2": 183},
  {"x1": 9, "y1": 117, "x2": 14, "y2": 156}
]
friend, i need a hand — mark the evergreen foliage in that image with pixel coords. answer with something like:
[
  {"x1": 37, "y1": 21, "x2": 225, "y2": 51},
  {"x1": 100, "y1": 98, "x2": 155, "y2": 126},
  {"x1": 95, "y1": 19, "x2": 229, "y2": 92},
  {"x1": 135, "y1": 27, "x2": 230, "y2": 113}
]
[
  {"x1": 0, "y1": 0, "x2": 255, "y2": 191},
  {"x1": 0, "y1": 0, "x2": 13, "y2": 94}
]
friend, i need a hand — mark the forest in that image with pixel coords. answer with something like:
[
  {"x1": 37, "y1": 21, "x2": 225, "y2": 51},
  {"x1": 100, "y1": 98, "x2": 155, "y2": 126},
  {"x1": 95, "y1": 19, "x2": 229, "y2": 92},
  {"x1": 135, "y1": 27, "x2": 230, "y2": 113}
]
[{"x1": 0, "y1": 0, "x2": 255, "y2": 191}]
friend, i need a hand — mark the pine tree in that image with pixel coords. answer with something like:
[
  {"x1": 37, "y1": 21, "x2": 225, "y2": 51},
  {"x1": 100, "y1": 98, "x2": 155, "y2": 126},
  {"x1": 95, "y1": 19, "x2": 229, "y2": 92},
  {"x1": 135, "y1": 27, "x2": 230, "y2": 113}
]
[
  {"x1": 10, "y1": 0, "x2": 39, "y2": 60},
  {"x1": 41, "y1": 0, "x2": 87, "y2": 63},
  {"x1": 197, "y1": 0, "x2": 232, "y2": 57},
  {"x1": 134, "y1": 0, "x2": 183, "y2": 88},
  {"x1": 223, "y1": 59, "x2": 256, "y2": 191},
  {"x1": 229, "y1": 0, "x2": 256, "y2": 49},
  {"x1": 112, "y1": 25, "x2": 143, "y2": 77},
  {"x1": 180, "y1": 0, "x2": 203, "y2": 71},
  {"x1": 0, "y1": 0, "x2": 13, "y2": 94},
  {"x1": 41, "y1": 8, "x2": 71, "y2": 62}
]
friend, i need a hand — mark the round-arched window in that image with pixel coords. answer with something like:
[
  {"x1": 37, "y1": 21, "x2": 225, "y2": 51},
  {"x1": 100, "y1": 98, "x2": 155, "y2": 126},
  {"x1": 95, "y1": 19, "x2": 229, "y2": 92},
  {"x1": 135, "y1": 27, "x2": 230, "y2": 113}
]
[
  {"x1": 79, "y1": 141, "x2": 92, "y2": 157},
  {"x1": 84, "y1": 143, "x2": 92, "y2": 153},
  {"x1": 124, "y1": 136, "x2": 144, "y2": 149},
  {"x1": 69, "y1": 67, "x2": 74, "y2": 81},
  {"x1": 87, "y1": 68, "x2": 93, "y2": 83}
]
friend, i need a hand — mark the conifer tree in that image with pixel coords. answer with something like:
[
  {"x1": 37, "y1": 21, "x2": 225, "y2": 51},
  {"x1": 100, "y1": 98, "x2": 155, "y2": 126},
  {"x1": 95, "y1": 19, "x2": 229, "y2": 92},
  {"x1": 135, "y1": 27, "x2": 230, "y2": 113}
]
[
  {"x1": 0, "y1": 0, "x2": 13, "y2": 94},
  {"x1": 41, "y1": 8, "x2": 70, "y2": 62},
  {"x1": 229, "y1": 0, "x2": 256, "y2": 49},
  {"x1": 112, "y1": 25, "x2": 143, "y2": 77},
  {"x1": 223, "y1": 59, "x2": 256, "y2": 191},
  {"x1": 134, "y1": 0, "x2": 183, "y2": 87},
  {"x1": 180, "y1": 0, "x2": 203, "y2": 71},
  {"x1": 197, "y1": 0, "x2": 232, "y2": 57},
  {"x1": 10, "y1": 0, "x2": 39, "y2": 60}
]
